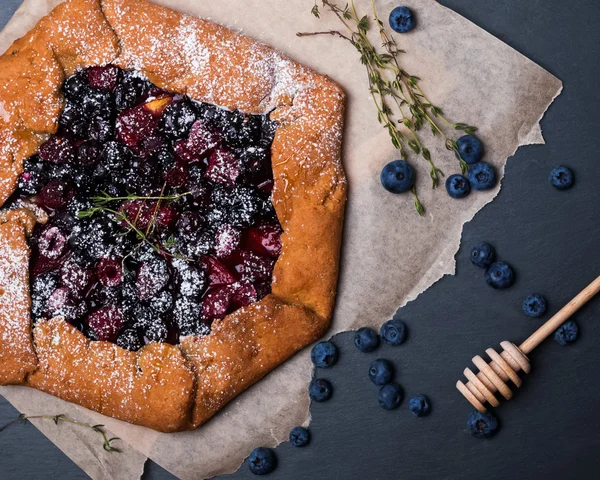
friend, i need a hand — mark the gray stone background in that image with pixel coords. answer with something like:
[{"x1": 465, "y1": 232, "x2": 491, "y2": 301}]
[{"x1": 1, "y1": 0, "x2": 599, "y2": 478}]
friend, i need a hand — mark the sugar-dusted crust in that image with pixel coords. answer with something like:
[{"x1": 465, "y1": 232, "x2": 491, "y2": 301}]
[{"x1": 0, "y1": 0, "x2": 346, "y2": 432}]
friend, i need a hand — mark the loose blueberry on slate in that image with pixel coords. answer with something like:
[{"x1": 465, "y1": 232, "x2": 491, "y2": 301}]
[
  {"x1": 248, "y1": 447, "x2": 277, "y2": 475},
  {"x1": 549, "y1": 165, "x2": 574, "y2": 190},
  {"x1": 380, "y1": 319, "x2": 407, "y2": 346},
  {"x1": 456, "y1": 135, "x2": 483, "y2": 165},
  {"x1": 389, "y1": 6, "x2": 416, "y2": 33},
  {"x1": 309, "y1": 378, "x2": 333, "y2": 402},
  {"x1": 289, "y1": 426, "x2": 310, "y2": 447},
  {"x1": 522, "y1": 293, "x2": 547, "y2": 318},
  {"x1": 380, "y1": 160, "x2": 415, "y2": 194},
  {"x1": 445, "y1": 174, "x2": 471, "y2": 199},
  {"x1": 554, "y1": 320, "x2": 579, "y2": 345},
  {"x1": 470, "y1": 242, "x2": 495, "y2": 268},
  {"x1": 467, "y1": 161, "x2": 497, "y2": 191},
  {"x1": 354, "y1": 327, "x2": 379, "y2": 353},
  {"x1": 310, "y1": 341, "x2": 339, "y2": 368},
  {"x1": 378, "y1": 383, "x2": 403, "y2": 410},
  {"x1": 467, "y1": 410, "x2": 499, "y2": 439},
  {"x1": 408, "y1": 394, "x2": 431, "y2": 417},
  {"x1": 485, "y1": 261, "x2": 515, "y2": 289},
  {"x1": 369, "y1": 359, "x2": 394, "y2": 385}
]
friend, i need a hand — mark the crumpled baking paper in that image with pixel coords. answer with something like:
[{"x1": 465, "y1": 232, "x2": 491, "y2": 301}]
[{"x1": 0, "y1": 0, "x2": 562, "y2": 478}]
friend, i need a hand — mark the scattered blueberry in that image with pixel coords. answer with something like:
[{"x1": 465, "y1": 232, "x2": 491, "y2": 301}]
[
  {"x1": 456, "y1": 135, "x2": 484, "y2": 164},
  {"x1": 248, "y1": 447, "x2": 277, "y2": 475},
  {"x1": 554, "y1": 320, "x2": 579, "y2": 345},
  {"x1": 378, "y1": 383, "x2": 403, "y2": 410},
  {"x1": 380, "y1": 319, "x2": 407, "y2": 346},
  {"x1": 289, "y1": 426, "x2": 310, "y2": 447},
  {"x1": 467, "y1": 161, "x2": 497, "y2": 191},
  {"x1": 380, "y1": 160, "x2": 415, "y2": 194},
  {"x1": 389, "y1": 6, "x2": 416, "y2": 33},
  {"x1": 309, "y1": 378, "x2": 333, "y2": 402},
  {"x1": 485, "y1": 262, "x2": 515, "y2": 289},
  {"x1": 310, "y1": 341, "x2": 339, "y2": 368},
  {"x1": 354, "y1": 327, "x2": 379, "y2": 353},
  {"x1": 369, "y1": 359, "x2": 394, "y2": 385},
  {"x1": 470, "y1": 242, "x2": 496, "y2": 268},
  {"x1": 445, "y1": 174, "x2": 471, "y2": 199},
  {"x1": 522, "y1": 293, "x2": 547, "y2": 318},
  {"x1": 549, "y1": 165, "x2": 574, "y2": 190},
  {"x1": 467, "y1": 410, "x2": 499, "y2": 439},
  {"x1": 408, "y1": 394, "x2": 431, "y2": 417}
]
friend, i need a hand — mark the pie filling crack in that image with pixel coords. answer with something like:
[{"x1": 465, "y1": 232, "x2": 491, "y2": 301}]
[{"x1": 0, "y1": 0, "x2": 346, "y2": 432}]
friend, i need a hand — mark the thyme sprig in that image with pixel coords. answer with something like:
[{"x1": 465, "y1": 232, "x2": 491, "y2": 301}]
[
  {"x1": 0, "y1": 414, "x2": 121, "y2": 452},
  {"x1": 299, "y1": 0, "x2": 478, "y2": 213}
]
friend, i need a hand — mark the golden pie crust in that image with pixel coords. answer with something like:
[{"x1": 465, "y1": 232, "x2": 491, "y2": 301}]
[{"x1": 0, "y1": 0, "x2": 346, "y2": 432}]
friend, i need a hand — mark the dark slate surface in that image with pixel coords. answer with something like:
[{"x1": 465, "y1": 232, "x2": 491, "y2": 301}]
[{"x1": 1, "y1": 0, "x2": 599, "y2": 479}]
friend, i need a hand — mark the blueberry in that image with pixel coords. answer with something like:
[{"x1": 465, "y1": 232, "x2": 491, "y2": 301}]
[
  {"x1": 378, "y1": 383, "x2": 403, "y2": 410},
  {"x1": 445, "y1": 174, "x2": 471, "y2": 199},
  {"x1": 308, "y1": 378, "x2": 332, "y2": 402},
  {"x1": 380, "y1": 319, "x2": 407, "y2": 346},
  {"x1": 354, "y1": 327, "x2": 379, "y2": 353},
  {"x1": 248, "y1": 447, "x2": 277, "y2": 475},
  {"x1": 389, "y1": 6, "x2": 416, "y2": 33},
  {"x1": 456, "y1": 135, "x2": 484, "y2": 164},
  {"x1": 470, "y1": 242, "x2": 495, "y2": 268},
  {"x1": 19, "y1": 156, "x2": 49, "y2": 195},
  {"x1": 549, "y1": 165, "x2": 574, "y2": 190},
  {"x1": 369, "y1": 359, "x2": 394, "y2": 385},
  {"x1": 485, "y1": 261, "x2": 515, "y2": 289},
  {"x1": 289, "y1": 426, "x2": 310, "y2": 447},
  {"x1": 380, "y1": 160, "x2": 415, "y2": 194},
  {"x1": 408, "y1": 394, "x2": 431, "y2": 417},
  {"x1": 467, "y1": 161, "x2": 497, "y2": 191},
  {"x1": 467, "y1": 410, "x2": 499, "y2": 438},
  {"x1": 522, "y1": 293, "x2": 547, "y2": 318},
  {"x1": 115, "y1": 70, "x2": 150, "y2": 111},
  {"x1": 162, "y1": 101, "x2": 198, "y2": 138},
  {"x1": 310, "y1": 341, "x2": 338, "y2": 368},
  {"x1": 554, "y1": 320, "x2": 579, "y2": 345}
]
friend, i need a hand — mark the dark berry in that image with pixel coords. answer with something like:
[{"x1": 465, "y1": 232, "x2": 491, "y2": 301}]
[
  {"x1": 59, "y1": 104, "x2": 87, "y2": 138},
  {"x1": 289, "y1": 427, "x2": 310, "y2": 447},
  {"x1": 161, "y1": 101, "x2": 198, "y2": 139},
  {"x1": 67, "y1": 194, "x2": 94, "y2": 218},
  {"x1": 554, "y1": 320, "x2": 579, "y2": 345},
  {"x1": 115, "y1": 70, "x2": 150, "y2": 111},
  {"x1": 378, "y1": 383, "x2": 403, "y2": 410},
  {"x1": 60, "y1": 258, "x2": 93, "y2": 298},
  {"x1": 155, "y1": 205, "x2": 179, "y2": 230},
  {"x1": 101, "y1": 141, "x2": 131, "y2": 171},
  {"x1": 19, "y1": 157, "x2": 48, "y2": 195},
  {"x1": 174, "y1": 120, "x2": 218, "y2": 163},
  {"x1": 173, "y1": 297, "x2": 206, "y2": 336},
  {"x1": 63, "y1": 71, "x2": 89, "y2": 101},
  {"x1": 369, "y1": 359, "x2": 394, "y2": 385},
  {"x1": 38, "y1": 226, "x2": 68, "y2": 259},
  {"x1": 137, "y1": 258, "x2": 170, "y2": 300},
  {"x1": 37, "y1": 180, "x2": 72, "y2": 210},
  {"x1": 205, "y1": 149, "x2": 242, "y2": 185},
  {"x1": 467, "y1": 162, "x2": 497, "y2": 191},
  {"x1": 470, "y1": 242, "x2": 495, "y2": 268},
  {"x1": 446, "y1": 174, "x2": 471, "y2": 199},
  {"x1": 549, "y1": 165, "x2": 574, "y2": 190},
  {"x1": 96, "y1": 257, "x2": 123, "y2": 287},
  {"x1": 80, "y1": 88, "x2": 113, "y2": 117},
  {"x1": 88, "y1": 114, "x2": 115, "y2": 143},
  {"x1": 31, "y1": 272, "x2": 59, "y2": 319},
  {"x1": 176, "y1": 211, "x2": 204, "y2": 238},
  {"x1": 214, "y1": 224, "x2": 241, "y2": 258},
  {"x1": 380, "y1": 319, "x2": 407, "y2": 346},
  {"x1": 87, "y1": 306, "x2": 124, "y2": 342},
  {"x1": 39, "y1": 136, "x2": 76, "y2": 164},
  {"x1": 389, "y1": 6, "x2": 416, "y2": 33},
  {"x1": 522, "y1": 294, "x2": 547, "y2": 318},
  {"x1": 485, "y1": 262, "x2": 515, "y2": 289},
  {"x1": 354, "y1": 327, "x2": 379, "y2": 353},
  {"x1": 120, "y1": 200, "x2": 154, "y2": 231},
  {"x1": 456, "y1": 135, "x2": 484, "y2": 164},
  {"x1": 76, "y1": 141, "x2": 102, "y2": 166},
  {"x1": 408, "y1": 394, "x2": 431, "y2": 417},
  {"x1": 87, "y1": 65, "x2": 119, "y2": 92},
  {"x1": 380, "y1": 160, "x2": 414, "y2": 193},
  {"x1": 467, "y1": 410, "x2": 499, "y2": 439},
  {"x1": 116, "y1": 105, "x2": 159, "y2": 151},
  {"x1": 310, "y1": 341, "x2": 338, "y2": 368},
  {"x1": 143, "y1": 319, "x2": 169, "y2": 343},
  {"x1": 308, "y1": 378, "x2": 332, "y2": 402},
  {"x1": 148, "y1": 290, "x2": 174, "y2": 314},
  {"x1": 174, "y1": 262, "x2": 207, "y2": 299},
  {"x1": 47, "y1": 287, "x2": 82, "y2": 320},
  {"x1": 116, "y1": 329, "x2": 143, "y2": 351},
  {"x1": 248, "y1": 447, "x2": 277, "y2": 476},
  {"x1": 164, "y1": 162, "x2": 188, "y2": 187}
]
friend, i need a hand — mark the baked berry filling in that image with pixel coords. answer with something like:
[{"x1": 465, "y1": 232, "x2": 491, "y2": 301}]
[{"x1": 12, "y1": 65, "x2": 282, "y2": 350}]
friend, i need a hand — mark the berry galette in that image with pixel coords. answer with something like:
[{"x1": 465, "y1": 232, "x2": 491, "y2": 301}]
[{"x1": 0, "y1": 0, "x2": 345, "y2": 432}]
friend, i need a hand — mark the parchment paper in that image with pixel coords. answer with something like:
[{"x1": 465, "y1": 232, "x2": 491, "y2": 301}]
[{"x1": 0, "y1": 0, "x2": 562, "y2": 478}]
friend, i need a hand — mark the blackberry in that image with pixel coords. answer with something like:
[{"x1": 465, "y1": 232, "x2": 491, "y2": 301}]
[{"x1": 161, "y1": 100, "x2": 198, "y2": 138}]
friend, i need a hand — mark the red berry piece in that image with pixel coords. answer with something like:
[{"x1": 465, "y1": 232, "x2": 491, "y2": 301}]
[
  {"x1": 231, "y1": 281, "x2": 259, "y2": 308},
  {"x1": 115, "y1": 105, "x2": 160, "y2": 151},
  {"x1": 38, "y1": 226, "x2": 68, "y2": 259},
  {"x1": 96, "y1": 257, "x2": 123, "y2": 287},
  {"x1": 156, "y1": 205, "x2": 179, "y2": 229},
  {"x1": 39, "y1": 136, "x2": 76, "y2": 164},
  {"x1": 87, "y1": 65, "x2": 120, "y2": 91},
  {"x1": 37, "y1": 180, "x2": 72, "y2": 210},
  {"x1": 164, "y1": 161, "x2": 188, "y2": 187},
  {"x1": 120, "y1": 200, "x2": 154, "y2": 231},
  {"x1": 205, "y1": 149, "x2": 241, "y2": 185},
  {"x1": 60, "y1": 259, "x2": 93, "y2": 297},
  {"x1": 245, "y1": 223, "x2": 282, "y2": 258},
  {"x1": 87, "y1": 306, "x2": 124, "y2": 342},
  {"x1": 201, "y1": 256, "x2": 237, "y2": 286},
  {"x1": 137, "y1": 258, "x2": 170, "y2": 301},
  {"x1": 202, "y1": 285, "x2": 234, "y2": 319},
  {"x1": 174, "y1": 120, "x2": 219, "y2": 163},
  {"x1": 214, "y1": 224, "x2": 241, "y2": 259}
]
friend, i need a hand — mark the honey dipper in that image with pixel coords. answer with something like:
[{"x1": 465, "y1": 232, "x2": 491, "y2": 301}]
[{"x1": 456, "y1": 275, "x2": 600, "y2": 412}]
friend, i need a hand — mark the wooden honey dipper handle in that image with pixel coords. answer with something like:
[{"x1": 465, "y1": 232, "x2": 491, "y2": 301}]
[{"x1": 519, "y1": 275, "x2": 600, "y2": 354}]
